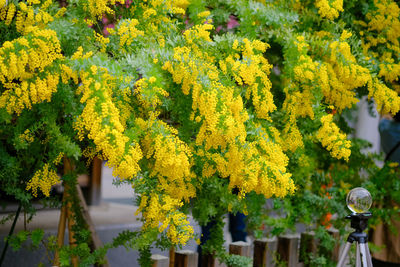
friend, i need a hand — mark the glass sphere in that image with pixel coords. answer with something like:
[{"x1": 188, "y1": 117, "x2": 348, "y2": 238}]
[{"x1": 346, "y1": 187, "x2": 372, "y2": 213}]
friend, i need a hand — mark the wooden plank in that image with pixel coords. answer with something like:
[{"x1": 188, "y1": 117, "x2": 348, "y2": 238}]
[
  {"x1": 277, "y1": 234, "x2": 300, "y2": 267},
  {"x1": 299, "y1": 232, "x2": 318, "y2": 266},
  {"x1": 229, "y1": 241, "x2": 251, "y2": 258},
  {"x1": 253, "y1": 237, "x2": 278, "y2": 267},
  {"x1": 151, "y1": 254, "x2": 169, "y2": 267},
  {"x1": 174, "y1": 250, "x2": 198, "y2": 267}
]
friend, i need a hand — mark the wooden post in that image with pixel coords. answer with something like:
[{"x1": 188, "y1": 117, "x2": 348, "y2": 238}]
[
  {"x1": 169, "y1": 247, "x2": 175, "y2": 267},
  {"x1": 229, "y1": 241, "x2": 251, "y2": 258},
  {"x1": 53, "y1": 160, "x2": 69, "y2": 267},
  {"x1": 66, "y1": 196, "x2": 79, "y2": 267},
  {"x1": 201, "y1": 253, "x2": 226, "y2": 267},
  {"x1": 253, "y1": 237, "x2": 278, "y2": 267},
  {"x1": 62, "y1": 158, "x2": 79, "y2": 267},
  {"x1": 277, "y1": 234, "x2": 300, "y2": 267},
  {"x1": 328, "y1": 228, "x2": 340, "y2": 261},
  {"x1": 299, "y1": 232, "x2": 318, "y2": 266},
  {"x1": 174, "y1": 250, "x2": 198, "y2": 267},
  {"x1": 151, "y1": 254, "x2": 169, "y2": 267},
  {"x1": 89, "y1": 157, "x2": 102, "y2": 206}
]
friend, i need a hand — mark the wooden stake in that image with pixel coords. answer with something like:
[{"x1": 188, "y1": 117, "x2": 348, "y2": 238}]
[
  {"x1": 253, "y1": 237, "x2": 278, "y2": 267},
  {"x1": 151, "y1": 254, "x2": 169, "y2": 267},
  {"x1": 277, "y1": 234, "x2": 300, "y2": 267},
  {"x1": 53, "y1": 204, "x2": 67, "y2": 266},
  {"x1": 174, "y1": 250, "x2": 198, "y2": 267},
  {"x1": 169, "y1": 247, "x2": 175, "y2": 267},
  {"x1": 328, "y1": 228, "x2": 340, "y2": 261},
  {"x1": 66, "y1": 194, "x2": 78, "y2": 267},
  {"x1": 89, "y1": 157, "x2": 102, "y2": 206},
  {"x1": 299, "y1": 232, "x2": 318, "y2": 266},
  {"x1": 229, "y1": 241, "x2": 251, "y2": 258},
  {"x1": 64, "y1": 157, "x2": 78, "y2": 267}
]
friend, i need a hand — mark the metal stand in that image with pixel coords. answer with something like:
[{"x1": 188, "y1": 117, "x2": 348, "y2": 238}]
[{"x1": 337, "y1": 212, "x2": 373, "y2": 267}]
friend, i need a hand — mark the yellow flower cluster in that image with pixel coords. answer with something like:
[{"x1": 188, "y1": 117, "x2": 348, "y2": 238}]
[
  {"x1": 0, "y1": 29, "x2": 62, "y2": 114},
  {"x1": 94, "y1": 32, "x2": 110, "y2": 53},
  {"x1": 134, "y1": 117, "x2": 196, "y2": 244},
  {"x1": 316, "y1": 114, "x2": 351, "y2": 160},
  {"x1": 281, "y1": 122, "x2": 304, "y2": 152},
  {"x1": 26, "y1": 152, "x2": 64, "y2": 198},
  {"x1": 0, "y1": 1, "x2": 56, "y2": 34},
  {"x1": 184, "y1": 23, "x2": 214, "y2": 43},
  {"x1": 2, "y1": 2, "x2": 15, "y2": 25},
  {"x1": 222, "y1": 128, "x2": 295, "y2": 198},
  {"x1": 86, "y1": 0, "x2": 124, "y2": 19},
  {"x1": 368, "y1": 78, "x2": 400, "y2": 114},
  {"x1": 363, "y1": 0, "x2": 400, "y2": 90},
  {"x1": 226, "y1": 39, "x2": 276, "y2": 120},
  {"x1": 137, "y1": 117, "x2": 195, "y2": 198},
  {"x1": 71, "y1": 46, "x2": 94, "y2": 60},
  {"x1": 321, "y1": 39, "x2": 371, "y2": 111},
  {"x1": 137, "y1": 194, "x2": 194, "y2": 245},
  {"x1": 134, "y1": 77, "x2": 169, "y2": 111},
  {"x1": 19, "y1": 129, "x2": 35, "y2": 144},
  {"x1": 365, "y1": 0, "x2": 400, "y2": 47},
  {"x1": 115, "y1": 19, "x2": 144, "y2": 48},
  {"x1": 73, "y1": 66, "x2": 143, "y2": 180},
  {"x1": 15, "y1": 2, "x2": 36, "y2": 33},
  {"x1": 163, "y1": 25, "x2": 294, "y2": 199},
  {"x1": 282, "y1": 34, "x2": 377, "y2": 154},
  {"x1": 348, "y1": 1, "x2": 400, "y2": 112},
  {"x1": 315, "y1": 0, "x2": 343, "y2": 20},
  {"x1": 0, "y1": 0, "x2": 6, "y2": 8},
  {"x1": 379, "y1": 63, "x2": 400, "y2": 84},
  {"x1": 281, "y1": 37, "x2": 317, "y2": 152}
]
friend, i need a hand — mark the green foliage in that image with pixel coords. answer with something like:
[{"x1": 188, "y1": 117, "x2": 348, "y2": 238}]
[{"x1": 222, "y1": 254, "x2": 252, "y2": 267}]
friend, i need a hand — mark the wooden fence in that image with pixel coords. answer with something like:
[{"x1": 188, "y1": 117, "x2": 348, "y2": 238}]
[{"x1": 152, "y1": 229, "x2": 340, "y2": 267}]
